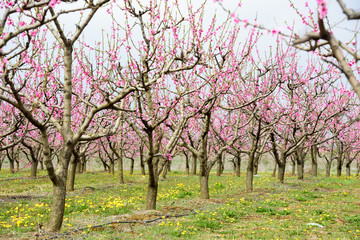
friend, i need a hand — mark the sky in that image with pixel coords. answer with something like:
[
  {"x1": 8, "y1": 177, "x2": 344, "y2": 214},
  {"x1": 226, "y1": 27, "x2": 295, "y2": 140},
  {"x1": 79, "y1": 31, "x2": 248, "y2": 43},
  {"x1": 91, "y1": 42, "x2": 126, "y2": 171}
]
[
  {"x1": 51, "y1": 0, "x2": 360, "y2": 91},
  {"x1": 56, "y1": 0, "x2": 360, "y2": 46}
]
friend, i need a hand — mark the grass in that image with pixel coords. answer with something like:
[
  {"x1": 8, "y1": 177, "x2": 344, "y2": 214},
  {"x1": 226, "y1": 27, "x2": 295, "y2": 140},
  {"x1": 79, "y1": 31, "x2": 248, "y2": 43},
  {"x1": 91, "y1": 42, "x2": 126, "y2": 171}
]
[{"x1": 0, "y1": 169, "x2": 360, "y2": 239}]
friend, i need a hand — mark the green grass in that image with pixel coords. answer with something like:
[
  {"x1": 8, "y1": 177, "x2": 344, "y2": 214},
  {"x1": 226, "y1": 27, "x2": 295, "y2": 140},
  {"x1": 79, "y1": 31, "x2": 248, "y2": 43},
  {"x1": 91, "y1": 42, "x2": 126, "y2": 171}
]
[{"x1": 0, "y1": 170, "x2": 360, "y2": 239}]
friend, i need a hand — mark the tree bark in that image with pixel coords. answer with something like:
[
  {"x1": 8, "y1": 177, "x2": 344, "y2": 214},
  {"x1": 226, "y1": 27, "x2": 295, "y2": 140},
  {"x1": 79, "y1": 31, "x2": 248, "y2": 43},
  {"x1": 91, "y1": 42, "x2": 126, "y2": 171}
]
[
  {"x1": 47, "y1": 180, "x2": 66, "y2": 232},
  {"x1": 67, "y1": 155, "x2": 78, "y2": 192},
  {"x1": 234, "y1": 153, "x2": 241, "y2": 177},
  {"x1": 254, "y1": 154, "x2": 260, "y2": 175},
  {"x1": 311, "y1": 146, "x2": 318, "y2": 177},
  {"x1": 246, "y1": 151, "x2": 255, "y2": 191},
  {"x1": 185, "y1": 153, "x2": 190, "y2": 175},
  {"x1": 277, "y1": 162, "x2": 286, "y2": 183},
  {"x1": 345, "y1": 159, "x2": 351, "y2": 176},
  {"x1": 191, "y1": 153, "x2": 197, "y2": 175},
  {"x1": 272, "y1": 161, "x2": 277, "y2": 177},
  {"x1": 200, "y1": 168, "x2": 210, "y2": 199},
  {"x1": 216, "y1": 153, "x2": 222, "y2": 176},
  {"x1": 199, "y1": 152, "x2": 210, "y2": 198},
  {"x1": 296, "y1": 160, "x2": 304, "y2": 180},
  {"x1": 81, "y1": 155, "x2": 86, "y2": 172},
  {"x1": 118, "y1": 148, "x2": 124, "y2": 184},
  {"x1": 109, "y1": 160, "x2": 115, "y2": 175},
  {"x1": 140, "y1": 149, "x2": 146, "y2": 175},
  {"x1": 161, "y1": 160, "x2": 169, "y2": 180},
  {"x1": 325, "y1": 160, "x2": 331, "y2": 177},
  {"x1": 130, "y1": 158, "x2": 134, "y2": 175},
  {"x1": 146, "y1": 156, "x2": 158, "y2": 210},
  {"x1": 40, "y1": 160, "x2": 44, "y2": 170},
  {"x1": 337, "y1": 159, "x2": 342, "y2": 177},
  {"x1": 291, "y1": 158, "x2": 296, "y2": 176},
  {"x1": 30, "y1": 160, "x2": 38, "y2": 178}
]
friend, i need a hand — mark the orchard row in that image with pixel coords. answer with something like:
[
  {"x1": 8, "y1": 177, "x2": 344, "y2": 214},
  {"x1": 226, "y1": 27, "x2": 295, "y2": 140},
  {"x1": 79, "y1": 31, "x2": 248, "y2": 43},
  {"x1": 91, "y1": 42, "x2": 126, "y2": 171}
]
[{"x1": 0, "y1": 0, "x2": 359, "y2": 233}]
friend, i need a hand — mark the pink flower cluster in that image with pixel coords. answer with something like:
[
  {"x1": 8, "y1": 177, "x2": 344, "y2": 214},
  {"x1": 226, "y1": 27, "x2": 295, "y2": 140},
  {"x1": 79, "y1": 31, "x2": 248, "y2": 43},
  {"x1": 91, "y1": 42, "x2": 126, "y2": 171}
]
[
  {"x1": 49, "y1": 0, "x2": 61, "y2": 8},
  {"x1": 316, "y1": 0, "x2": 328, "y2": 19}
]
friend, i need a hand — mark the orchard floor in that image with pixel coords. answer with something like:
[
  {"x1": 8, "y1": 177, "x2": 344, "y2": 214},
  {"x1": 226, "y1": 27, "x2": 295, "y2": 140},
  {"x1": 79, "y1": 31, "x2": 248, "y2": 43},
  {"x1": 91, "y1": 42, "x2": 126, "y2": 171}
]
[{"x1": 0, "y1": 170, "x2": 359, "y2": 239}]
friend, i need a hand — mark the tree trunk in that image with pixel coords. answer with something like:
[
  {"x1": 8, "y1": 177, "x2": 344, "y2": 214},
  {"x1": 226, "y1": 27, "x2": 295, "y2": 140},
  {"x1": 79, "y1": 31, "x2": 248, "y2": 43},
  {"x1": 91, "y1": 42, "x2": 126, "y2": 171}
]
[
  {"x1": 291, "y1": 159, "x2": 296, "y2": 176},
  {"x1": 45, "y1": 141, "x2": 72, "y2": 232},
  {"x1": 325, "y1": 160, "x2": 331, "y2": 177},
  {"x1": 67, "y1": 156, "x2": 78, "y2": 192},
  {"x1": 140, "y1": 153, "x2": 146, "y2": 175},
  {"x1": 109, "y1": 160, "x2": 115, "y2": 175},
  {"x1": 76, "y1": 161, "x2": 81, "y2": 173},
  {"x1": 40, "y1": 160, "x2": 44, "y2": 170},
  {"x1": 191, "y1": 153, "x2": 197, "y2": 175},
  {"x1": 199, "y1": 155, "x2": 210, "y2": 199},
  {"x1": 337, "y1": 159, "x2": 342, "y2": 177},
  {"x1": 345, "y1": 159, "x2": 351, "y2": 177},
  {"x1": 296, "y1": 160, "x2": 304, "y2": 180},
  {"x1": 246, "y1": 151, "x2": 255, "y2": 191},
  {"x1": 277, "y1": 159, "x2": 286, "y2": 183},
  {"x1": 146, "y1": 157, "x2": 158, "y2": 210},
  {"x1": 161, "y1": 161, "x2": 169, "y2": 180},
  {"x1": 272, "y1": 161, "x2": 277, "y2": 177},
  {"x1": 30, "y1": 160, "x2": 38, "y2": 178},
  {"x1": 311, "y1": 146, "x2": 318, "y2": 177},
  {"x1": 82, "y1": 158, "x2": 86, "y2": 172},
  {"x1": 200, "y1": 171, "x2": 210, "y2": 199},
  {"x1": 46, "y1": 180, "x2": 66, "y2": 232},
  {"x1": 9, "y1": 159, "x2": 15, "y2": 174},
  {"x1": 356, "y1": 161, "x2": 360, "y2": 176},
  {"x1": 16, "y1": 159, "x2": 19, "y2": 172},
  {"x1": 185, "y1": 153, "x2": 190, "y2": 175},
  {"x1": 295, "y1": 151, "x2": 304, "y2": 180},
  {"x1": 130, "y1": 158, "x2": 134, "y2": 175},
  {"x1": 216, "y1": 154, "x2": 222, "y2": 176},
  {"x1": 254, "y1": 154, "x2": 260, "y2": 175},
  {"x1": 235, "y1": 154, "x2": 241, "y2": 177},
  {"x1": 118, "y1": 149, "x2": 124, "y2": 184}
]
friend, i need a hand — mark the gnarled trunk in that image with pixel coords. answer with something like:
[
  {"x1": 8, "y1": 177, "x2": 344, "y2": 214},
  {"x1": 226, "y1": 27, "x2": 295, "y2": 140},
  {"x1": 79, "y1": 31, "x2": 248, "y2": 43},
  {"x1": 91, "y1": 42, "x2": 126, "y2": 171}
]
[{"x1": 47, "y1": 180, "x2": 66, "y2": 232}]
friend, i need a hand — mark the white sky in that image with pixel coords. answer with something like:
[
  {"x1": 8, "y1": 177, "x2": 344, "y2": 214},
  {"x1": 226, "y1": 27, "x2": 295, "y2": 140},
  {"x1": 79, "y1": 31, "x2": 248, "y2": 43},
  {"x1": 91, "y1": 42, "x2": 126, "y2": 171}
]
[{"x1": 53, "y1": 0, "x2": 360, "y2": 90}]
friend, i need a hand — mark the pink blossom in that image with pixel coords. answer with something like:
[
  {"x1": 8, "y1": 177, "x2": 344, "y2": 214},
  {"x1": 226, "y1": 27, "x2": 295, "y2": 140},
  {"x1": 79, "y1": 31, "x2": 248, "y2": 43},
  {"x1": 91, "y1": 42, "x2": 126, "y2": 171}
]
[
  {"x1": 270, "y1": 27, "x2": 282, "y2": 36},
  {"x1": 317, "y1": 0, "x2": 328, "y2": 19}
]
